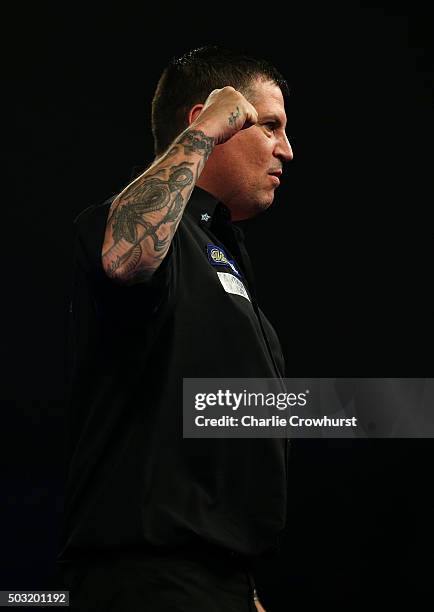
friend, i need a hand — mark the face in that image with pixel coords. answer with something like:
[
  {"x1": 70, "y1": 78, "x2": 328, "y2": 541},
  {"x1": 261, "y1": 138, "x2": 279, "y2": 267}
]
[{"x1": 198, "y1": 78, "x2": 293, "y2": 220}]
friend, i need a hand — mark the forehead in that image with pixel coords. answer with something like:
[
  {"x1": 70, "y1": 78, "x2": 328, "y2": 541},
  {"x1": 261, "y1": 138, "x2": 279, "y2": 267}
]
[{"x1": 249, "y1": 78, "x2": 287, "y2": 124}]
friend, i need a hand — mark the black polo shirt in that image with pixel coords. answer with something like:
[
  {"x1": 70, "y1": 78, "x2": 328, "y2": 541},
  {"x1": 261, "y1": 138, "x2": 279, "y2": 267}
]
[{"x1": 58, "y1": 186, "x2": 288, "y2": 563}]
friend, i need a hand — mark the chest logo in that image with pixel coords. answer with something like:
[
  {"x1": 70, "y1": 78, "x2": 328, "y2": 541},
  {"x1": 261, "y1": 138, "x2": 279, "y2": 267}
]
[{"x1": 206, "y1": 243, "x2": 241, "y2": 277}]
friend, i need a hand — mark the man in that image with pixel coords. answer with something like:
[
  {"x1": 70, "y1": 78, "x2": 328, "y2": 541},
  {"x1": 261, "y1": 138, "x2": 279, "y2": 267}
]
[{"x1": 57, "y1": 46, "x2": 293, "y2": 611}]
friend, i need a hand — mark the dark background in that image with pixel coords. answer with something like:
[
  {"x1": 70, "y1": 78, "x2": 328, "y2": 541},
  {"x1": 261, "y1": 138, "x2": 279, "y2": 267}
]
[{"x1": 4, "y1": 1, "x2": 433, "y2": 608}]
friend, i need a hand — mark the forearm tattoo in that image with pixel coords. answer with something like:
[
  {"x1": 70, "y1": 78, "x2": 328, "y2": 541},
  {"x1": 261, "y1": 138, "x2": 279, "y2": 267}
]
[{"x1": 102, "y1": 129, "x2": 215, "y2": 282}]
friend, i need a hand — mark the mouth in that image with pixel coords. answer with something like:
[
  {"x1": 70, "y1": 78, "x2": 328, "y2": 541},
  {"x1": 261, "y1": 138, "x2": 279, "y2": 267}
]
[{"x1": 268, "y1": 170, "x2": 282, "y2": 185}]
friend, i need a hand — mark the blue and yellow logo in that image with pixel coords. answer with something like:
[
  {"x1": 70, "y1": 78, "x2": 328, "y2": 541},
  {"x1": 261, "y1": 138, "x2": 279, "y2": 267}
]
[{"x1": 206, "y1": 243, "x2": 241, "y2": 276}]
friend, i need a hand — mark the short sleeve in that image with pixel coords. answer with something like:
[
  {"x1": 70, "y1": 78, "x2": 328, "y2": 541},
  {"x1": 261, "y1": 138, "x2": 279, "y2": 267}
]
[{"x1": 72, "y1": 198, "x2": 176, "y2": 328}]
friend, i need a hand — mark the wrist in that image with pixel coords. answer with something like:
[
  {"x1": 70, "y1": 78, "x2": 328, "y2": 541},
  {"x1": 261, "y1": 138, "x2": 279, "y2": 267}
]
[{"x1": 176, "y1": 125, "x2": 216, "y2": 161}]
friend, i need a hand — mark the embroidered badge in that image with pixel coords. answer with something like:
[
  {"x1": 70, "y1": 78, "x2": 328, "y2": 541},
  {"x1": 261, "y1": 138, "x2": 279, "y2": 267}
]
[{"x1": 206, "y1": 243, "x2": 241, "y2": 277}]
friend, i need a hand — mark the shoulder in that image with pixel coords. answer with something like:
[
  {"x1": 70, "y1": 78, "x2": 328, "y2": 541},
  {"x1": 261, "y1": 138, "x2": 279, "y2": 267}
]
[
  {"x1": 72, "y1": 196, "x2": 116, "y2": 277},
  {"x1": 74, "y1": 196, "x2": 114, "y2": 236}
]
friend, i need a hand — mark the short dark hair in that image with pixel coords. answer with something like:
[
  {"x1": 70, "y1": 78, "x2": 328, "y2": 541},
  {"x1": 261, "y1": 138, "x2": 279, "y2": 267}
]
[{"x1": 151, "y1": 45, "x2": 290, "y2": 157}]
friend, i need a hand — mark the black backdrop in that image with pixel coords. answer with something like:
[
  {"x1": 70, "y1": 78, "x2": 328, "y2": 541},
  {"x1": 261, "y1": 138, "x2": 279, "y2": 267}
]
[{"x1": 4, "y1": 1, "x2": 433, "y2": 608}]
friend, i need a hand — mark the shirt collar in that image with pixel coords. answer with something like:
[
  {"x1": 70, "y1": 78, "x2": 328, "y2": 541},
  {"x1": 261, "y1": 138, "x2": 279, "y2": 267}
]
[{"x1": 185, "y1": 186, "x2": 232, "y2": 228}]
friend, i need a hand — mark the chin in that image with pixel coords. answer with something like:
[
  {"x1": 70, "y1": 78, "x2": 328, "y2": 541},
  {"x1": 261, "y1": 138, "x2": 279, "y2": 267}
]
[
  {"x1": 255, "y1": 193, "x2": 275, "y2": 214},
  {"x1": 235, "y1": 203, "x2": 272, "y2": 221},
  {"x1": 230, "y1": 190, "x2": 275, "y2": 221}
]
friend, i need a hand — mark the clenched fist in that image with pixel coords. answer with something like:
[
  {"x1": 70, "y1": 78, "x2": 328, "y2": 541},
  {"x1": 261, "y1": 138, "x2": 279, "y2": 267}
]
[{"x1": 191, "y1": 86, "x2": 259, "y2": 145}]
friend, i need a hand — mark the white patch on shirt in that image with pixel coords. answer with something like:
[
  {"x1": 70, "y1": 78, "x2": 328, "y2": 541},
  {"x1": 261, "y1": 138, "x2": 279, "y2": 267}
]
[{"x1": 217, "y1": 272, "x2": 251, "y2": 302}]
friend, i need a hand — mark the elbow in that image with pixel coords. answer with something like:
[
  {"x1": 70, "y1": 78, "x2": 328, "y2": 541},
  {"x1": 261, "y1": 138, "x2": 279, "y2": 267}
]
[
  {"x1": 101, "y1": 256, "x2": 125, "y2": 284},
  {"x1": 101, "y1": 253, "x2": 156, "y2": 286},
  {"x1": 101, "y1": 248, "x2": 129, "y2": 284}
]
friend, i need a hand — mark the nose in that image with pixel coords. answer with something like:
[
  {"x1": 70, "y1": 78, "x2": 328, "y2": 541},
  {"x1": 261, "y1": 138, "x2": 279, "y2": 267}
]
[{"x1": 275, "y1": 131, "x2": 293, "y2": 163}]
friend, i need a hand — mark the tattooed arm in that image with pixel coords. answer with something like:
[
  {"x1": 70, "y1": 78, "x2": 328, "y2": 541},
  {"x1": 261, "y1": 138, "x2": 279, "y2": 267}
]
[
  {"x1": 101, "y1": 128, "x2": 214, "y2": 284},
  {"x1": 101, "y1": 86, "x2": 258, "y2": 285}
]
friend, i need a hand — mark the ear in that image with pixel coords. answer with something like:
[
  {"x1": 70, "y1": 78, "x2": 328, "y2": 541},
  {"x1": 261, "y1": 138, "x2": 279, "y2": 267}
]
[{"x1": 188, "y1": 104, "x2": 204, "y2": 125}]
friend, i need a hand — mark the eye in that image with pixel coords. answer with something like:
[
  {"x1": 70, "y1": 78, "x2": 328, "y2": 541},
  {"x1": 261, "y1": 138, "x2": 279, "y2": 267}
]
[{"x1": 264, "y1": 121, "x2": 277, "y2": 132}]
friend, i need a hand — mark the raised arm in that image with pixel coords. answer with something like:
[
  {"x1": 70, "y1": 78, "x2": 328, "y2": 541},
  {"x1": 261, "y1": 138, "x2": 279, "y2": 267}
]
[{"x1": 101, "y1": 87, "x2": 258, "y2": 285}]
